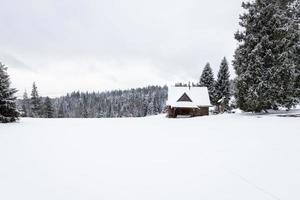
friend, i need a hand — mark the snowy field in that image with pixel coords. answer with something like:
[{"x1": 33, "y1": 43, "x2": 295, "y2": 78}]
[{"x1": 0, "y1": 113, "x2": 300, "y2": 200}]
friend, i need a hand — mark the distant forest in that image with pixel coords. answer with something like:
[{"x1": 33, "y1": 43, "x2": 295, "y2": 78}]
[{"x1": 18, "y1": 85, "x2": 168, "y2": 118}]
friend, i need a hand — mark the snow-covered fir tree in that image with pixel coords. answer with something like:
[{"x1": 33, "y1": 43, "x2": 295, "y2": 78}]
[
  {"x1": 289, "y1": 0, "x2": 300, "y2": 101},
  {"x1": 42, "y1": 97, "x2": 54, "y2": 118},
  {"x1": 0, "y1": 62, "x2": 19, "y2": 123},
  {"x1": 21, "y1": 90, "x2": 31, "y2": 117},
  {"x1": 215, "y1": 57, "x2": 231, "y2": 110},
  {"x1": 30, "y1": 82, "x2": 42, "y2": 117},
  {"x1": 57, "y1": 101, "x2": 65, "y2": 118},
  {"x1": 233, "y1": 0, "x2": 300, "y2": 112},
  {"x1": 81, "y1": 94, "x2": 89, "y2": 118},
  {"x1": 199, "y1": 63, "x2": 216, "y2": 105}
]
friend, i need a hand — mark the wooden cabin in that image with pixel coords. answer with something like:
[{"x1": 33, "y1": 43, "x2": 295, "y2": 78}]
[{"x1": 166, "y1": 86, "x2": 211, "y2": 118}]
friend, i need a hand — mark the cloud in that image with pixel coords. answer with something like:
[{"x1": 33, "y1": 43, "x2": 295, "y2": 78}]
[
  {"x1": 0, "y1": 52, "x2": 33, "y2": 71},
  {"x1": 0, "y1": 0, "x2": 243, "y2": 96}
]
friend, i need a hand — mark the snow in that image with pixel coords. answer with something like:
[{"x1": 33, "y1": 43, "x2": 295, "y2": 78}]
[
  {"x1": 167, "y1": 86, "x2": 211, "y2": 107},
  {"x1": 0, "y1": 113, "x2": 300, "y2": 200}
]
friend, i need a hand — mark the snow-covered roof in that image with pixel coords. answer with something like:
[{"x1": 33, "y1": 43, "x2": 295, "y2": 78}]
[{"x1": 167, "y1": 86, "x2": 211, "y2": 108}]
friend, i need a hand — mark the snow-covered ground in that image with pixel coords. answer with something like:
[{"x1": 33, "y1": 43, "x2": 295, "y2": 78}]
[{"x1": 0, "y1": 113, "x2": 300, "y2": 200}]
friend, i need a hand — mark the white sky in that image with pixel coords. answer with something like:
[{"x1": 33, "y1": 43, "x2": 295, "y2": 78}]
[{"x1": 0, "y1": 0, "x2": 244, "y2": 97}]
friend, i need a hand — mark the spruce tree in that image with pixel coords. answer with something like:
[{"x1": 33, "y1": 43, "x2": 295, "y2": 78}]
[
  {"x1": 215, "y1": 57, "x2": 231, "y2": 110},
  {"x1": 30, "y1": 82, "x2": 42, "y2": 117},
  {"x1": 21, "y1": 90, "x2": 31, "y2": 117},
  {"x1": 146, "y1": 98, "x2": 154, "y2": 116},
  {"x1": 0, "y1": 62, "x2": 19, "y2": 123},
  {"x1": 43, "y1": 97, "x2": 54, "y2": 118},
  {"x1": 81, "y1": 95, "x2": 88, "y2": 118},
  {"x1": 199, "y1": 63, "x2": 216, "y2": 105},
  {"x1": 233, "y1": 0, "x2": 299, "y2": 112},
  {"x1": 57, "y1": 102, "x2": 65, "y2": 118},
  {"x1": 290, "y1": 0, "x2": 300, "y2": 102}
]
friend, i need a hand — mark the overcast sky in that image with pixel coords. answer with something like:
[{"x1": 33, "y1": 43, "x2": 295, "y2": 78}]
[{"x1": 0, "y1": 0, "x2": 244, "y2": 97}]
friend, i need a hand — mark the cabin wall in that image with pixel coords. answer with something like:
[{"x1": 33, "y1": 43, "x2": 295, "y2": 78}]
[
  {"x1": 195, "y1": 107, "x2": 209, "y2": 116},
  {"x1": 167, "y1": 106, "x2": 209, "y2": 118},
  {"x1": 167, "y1": 106, "x2": 175, "y2": 118}
]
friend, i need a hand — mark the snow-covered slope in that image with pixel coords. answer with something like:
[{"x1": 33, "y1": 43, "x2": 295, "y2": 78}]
[{"x1": 0, "y1": 114, "x2": 299, "y2": 200}]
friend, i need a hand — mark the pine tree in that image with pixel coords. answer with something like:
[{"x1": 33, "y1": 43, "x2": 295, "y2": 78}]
[
  {"x1": 30, "y1": 82, "x2": 42, "y2": 117},
  {"x1": 141, "y1": 96, "x2": 149, "y2": 116},
  {"x1": 290, "y1": 0, "x2": 300, "y2": 101},
  {"x1": 21, "y1": 90, "x2": 31, "y2": 117},
  {"x1": 57, "y1": 101, "x2": 65, "y2": 118},
  {"x1": 146, "y1": 98, "x2": 153, "y2": 116},
  {"x1": 199, "y1": 63, "x2": 216, "y2": 105},
  {"x1": 233, "y1": 0, "x2": 299, "y2": 112},
  {"x1": 43, "y1": 97, "x2": 54, "y2": 118},
  {"x1": 0, "y1": 62, "x2": 19, "y2": 123},
  {"x1": 81, "y1": 94, "x2": 88, "y2": 118},
  {"x1": 215, "y1": 57, "x2": 231, "y2": 110}
]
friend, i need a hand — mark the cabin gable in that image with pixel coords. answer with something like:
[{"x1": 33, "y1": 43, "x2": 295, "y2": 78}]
[{"x1": 177, "y1": 93, "x2": 192, "y2": 102}]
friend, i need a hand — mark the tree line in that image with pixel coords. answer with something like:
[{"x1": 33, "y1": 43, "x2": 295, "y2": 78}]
[{"x1": 19, "y1": 83, "x2": 168, "y2": 118}]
